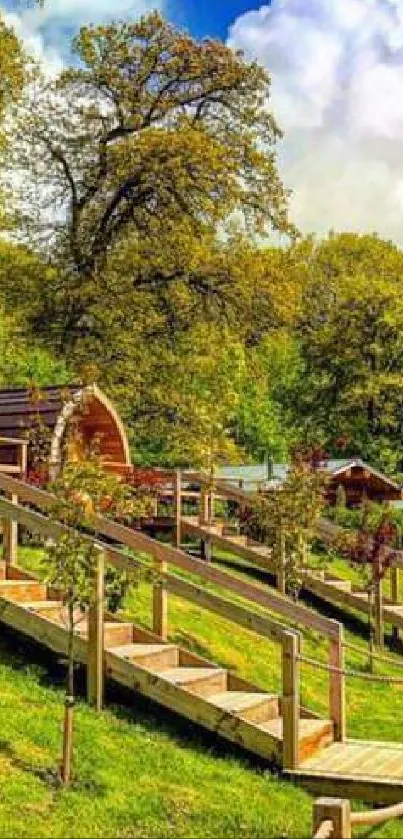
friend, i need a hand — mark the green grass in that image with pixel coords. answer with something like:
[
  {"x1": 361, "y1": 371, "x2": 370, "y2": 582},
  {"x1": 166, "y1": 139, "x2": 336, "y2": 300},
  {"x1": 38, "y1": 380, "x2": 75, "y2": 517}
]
[{"x1": 5, "y1": 541, "x2": 403, "y2": 837}]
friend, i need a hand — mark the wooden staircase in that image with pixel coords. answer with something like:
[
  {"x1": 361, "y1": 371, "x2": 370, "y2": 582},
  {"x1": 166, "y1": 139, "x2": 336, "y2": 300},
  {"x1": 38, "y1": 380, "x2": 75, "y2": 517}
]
[
  {"x1": 181, "y1": 516, "x2": 403, "y2": 633},
  {"x1": 0, "y1": 559, "x2": 333, "y2": 766}
]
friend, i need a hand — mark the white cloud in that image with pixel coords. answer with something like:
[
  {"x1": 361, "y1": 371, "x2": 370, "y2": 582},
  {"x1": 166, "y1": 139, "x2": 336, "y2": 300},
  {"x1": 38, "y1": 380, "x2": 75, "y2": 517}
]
[
  {"x1": 1, "y1": 0, "x2": 163, "y2": 76},
  {"x1": 228, "y1": 0, "x2": 403, "y2": 244}
]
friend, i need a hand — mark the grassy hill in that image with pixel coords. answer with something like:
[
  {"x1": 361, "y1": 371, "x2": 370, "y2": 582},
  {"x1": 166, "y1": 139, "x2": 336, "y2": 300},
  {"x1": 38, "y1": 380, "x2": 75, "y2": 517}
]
[{"x1": 3, "y1": 544, "x2": 403, "y2": 837}]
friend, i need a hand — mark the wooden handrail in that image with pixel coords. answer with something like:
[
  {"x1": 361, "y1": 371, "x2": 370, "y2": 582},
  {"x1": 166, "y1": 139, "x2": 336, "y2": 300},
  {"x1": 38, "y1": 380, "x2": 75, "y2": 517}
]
[
  {"x1": 0, "y1": 474, "x2": 341, "y2": 640},
  {"x1": 0, "y1": 496, "x2": 292, "y2": 646},
  {"x1": 0, "y1": 473, "x2": 346, "y2": 743}
]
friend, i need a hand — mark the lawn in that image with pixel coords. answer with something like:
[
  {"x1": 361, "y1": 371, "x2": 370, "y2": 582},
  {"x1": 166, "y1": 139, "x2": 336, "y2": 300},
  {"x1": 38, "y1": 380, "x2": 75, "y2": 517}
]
[{"x1": 3, "y1": 543, "x2": 403, "y2": 837}]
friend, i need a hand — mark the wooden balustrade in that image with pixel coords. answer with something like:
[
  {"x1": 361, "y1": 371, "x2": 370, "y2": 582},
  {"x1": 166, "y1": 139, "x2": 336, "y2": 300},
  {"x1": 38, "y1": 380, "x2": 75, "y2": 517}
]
[{"x1": 0, "y1": 472, "x2": 345, "y2": 750}]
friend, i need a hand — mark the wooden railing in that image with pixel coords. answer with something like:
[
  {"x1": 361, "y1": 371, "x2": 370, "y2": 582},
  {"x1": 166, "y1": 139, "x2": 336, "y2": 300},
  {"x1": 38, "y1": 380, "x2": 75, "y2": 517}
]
[
  {"x1": 313, "y1": 796, "x2": 403, "y2": 838},
  {"x1": 175, "y1": 472, "x2": 403, "y2": 651},
  {"x1": 0, "y1": 472, "x2": 346, "y2": 765}
]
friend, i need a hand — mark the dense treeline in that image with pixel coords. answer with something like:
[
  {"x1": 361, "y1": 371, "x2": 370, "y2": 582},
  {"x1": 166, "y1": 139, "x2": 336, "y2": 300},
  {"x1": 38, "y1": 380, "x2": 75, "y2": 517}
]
[{"x1": 1, "y1": 11, "x2": 403, "y2": 475}]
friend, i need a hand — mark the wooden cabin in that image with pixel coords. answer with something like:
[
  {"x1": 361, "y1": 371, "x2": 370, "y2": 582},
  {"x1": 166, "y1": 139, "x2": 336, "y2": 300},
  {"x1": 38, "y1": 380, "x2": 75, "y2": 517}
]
[
  {"x1": 0, "y1": 384, "x2": 131, "y2": 479},
  {"x1": 324, "y1": 459, "x2": 403, "y2": 506},
  {"x1": 218, "y1": 458, "x2": 403, "y2": 507}
]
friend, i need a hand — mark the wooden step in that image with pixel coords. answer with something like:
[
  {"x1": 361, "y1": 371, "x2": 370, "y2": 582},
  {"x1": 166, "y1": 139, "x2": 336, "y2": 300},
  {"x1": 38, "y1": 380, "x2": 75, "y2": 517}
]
[
  {"x1": 78, "y1": 621, "x2": 134, "y2": 646},
  {"x1": 325, "y1": 578, "x2": 352, "y2": 592},
  {"x1": 24, "y1": 602, "x2": 87, "y2": 631},
  {"x1": 222, "y1": 524, "x2": 240, "y2": 537},
  {"x1": 260, "y1": 717, "x2": 334, "y2": 762},
  {"x1": 0, "y1": 580, "x2": 47, "y2": 602},
  {"x1": 208, "y1": 691, "x2": 280, "y2": 724},
  {"x1": 24, "y1": 600, "x2": 65, "y2": 616},
  {"x1": 161, "y1": 667, "x2": 227, "y2": 697},
  {"x1": 110, "y1": 643, "x2": 179, "y2": 671},
  {"x1": 228, "y1": 535, "x2": 248, "y2": 546}
]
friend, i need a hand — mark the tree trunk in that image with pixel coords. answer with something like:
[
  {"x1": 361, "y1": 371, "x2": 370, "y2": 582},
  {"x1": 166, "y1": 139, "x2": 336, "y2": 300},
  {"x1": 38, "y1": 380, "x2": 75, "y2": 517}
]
[{"x1": 61, "y1": 601, "x2": 75, "y2": 785}]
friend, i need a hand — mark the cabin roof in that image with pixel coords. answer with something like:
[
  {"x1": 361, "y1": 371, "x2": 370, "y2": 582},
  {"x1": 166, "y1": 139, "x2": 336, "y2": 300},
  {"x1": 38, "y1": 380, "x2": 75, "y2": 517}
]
[{"x1": 218, "y1": 458, "x2": 401, "y2": 492}]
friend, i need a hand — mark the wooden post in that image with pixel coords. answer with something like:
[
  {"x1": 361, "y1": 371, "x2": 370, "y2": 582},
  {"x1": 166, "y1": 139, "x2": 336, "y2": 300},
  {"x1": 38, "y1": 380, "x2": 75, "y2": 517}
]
[
  {"x1": 199, "y1": 485, "x2": 209, "y2": 526},
  {"x1": 153, "y1": 553, "x2": 168, "y2": 640},
  {"x1": 208, "y1": 484, "x2": 215, "y2": 525},
  {"x1": 329, "y1": 625, "x2": 346, "y2": 742},
  {"x1": 313, "y1": 798, "x2": 351, "y2": 839},
  {"x1": 276, "y1": 526, "x2": 286, "y2": 595},
  {"x1": 87, "y1": 548, "x2": 105, "y2": 711},
  {"x1": 282, "y1": 631, "x2": 299, "y2": 770},
  {"x1": 391, "y1": 566, "x2": 400, "y2": 643},
  {"x1": 374, "y1": 577, "x2": 384, "y2": 649},
  {"x1": 201, "y1": 537, "x2": 212, "y2": 563},
  {"x1": 173, "y1": 469, "x2": 181, "y2": 549},
  {"x1": 2, "y1": 492, "x2": 18, "y2": 574}
]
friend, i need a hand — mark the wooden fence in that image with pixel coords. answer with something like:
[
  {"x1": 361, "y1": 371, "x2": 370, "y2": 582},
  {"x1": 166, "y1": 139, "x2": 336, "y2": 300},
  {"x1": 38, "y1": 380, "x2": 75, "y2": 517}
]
[{"x1": 0, "y1": 472, "x2": 345, "y2": 765}]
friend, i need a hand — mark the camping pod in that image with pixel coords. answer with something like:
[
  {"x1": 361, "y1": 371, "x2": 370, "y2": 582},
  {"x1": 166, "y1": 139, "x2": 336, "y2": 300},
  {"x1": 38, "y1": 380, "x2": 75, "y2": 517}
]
[{"x1": 0, "y1": 384, "x2": 131, "y2": 479}]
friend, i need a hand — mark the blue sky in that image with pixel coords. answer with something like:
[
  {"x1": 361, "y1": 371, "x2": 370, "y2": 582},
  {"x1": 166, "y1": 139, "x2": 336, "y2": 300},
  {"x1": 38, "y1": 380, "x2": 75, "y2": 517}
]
[
  {"x1": 169, "y1": 0, "x2": 264, "y2": 40},
  {"x1": 3, "y1": 0, "x2": 403, "y2": 244}
]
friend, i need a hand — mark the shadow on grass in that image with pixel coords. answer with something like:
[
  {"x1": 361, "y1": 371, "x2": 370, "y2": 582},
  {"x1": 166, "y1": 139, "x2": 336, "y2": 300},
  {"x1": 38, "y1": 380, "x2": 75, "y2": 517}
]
[
  {"x1": 0, "y1": 735, "x2": 108, "y2": 796},
  {"x1": 106, "y1": 679, "x2": 279, "y2": 777},
  {"x1": 0, "y1": 738, "x2": 61, "y2": 788},
  {"x1": 0, "y1": 624, "x2": 277, "y2": 779}
]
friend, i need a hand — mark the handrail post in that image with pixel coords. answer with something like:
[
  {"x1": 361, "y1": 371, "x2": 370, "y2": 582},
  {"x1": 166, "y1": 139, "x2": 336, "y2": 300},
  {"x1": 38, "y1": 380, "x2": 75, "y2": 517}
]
[
  {"x1": 276, "y1": 525, "x2": 286, "y2": 595},
  {"x1": 199, "y1": 482, "x2": 209, "y2": 526},
  {"x1": 153, "y1": 552, "x2": 168, "y2": 640},
  {"x1": 313, "y1": 798, "x2": 351, "y2": 839},
  {"x1": 391, "y1": 565, "x2": 400, "y2": 643},
  {"x1": 173, "y1": 469, "x2": 181, "y2": 549},
  {"x1": 282, "y1": 631, "x2": 299, "y2": 770},
  {"x1": 374, "y1": 576, "x2": 384, "y2": 649},
  {"x1": 87, "y1": 547, "x2": 105, "y2": 711},
  {"x1": 2, "y1": 492, "x2": 18, "y2": 575},
  {"x1": 329, "y1": 624, "x2": 346, "y2": 742}
]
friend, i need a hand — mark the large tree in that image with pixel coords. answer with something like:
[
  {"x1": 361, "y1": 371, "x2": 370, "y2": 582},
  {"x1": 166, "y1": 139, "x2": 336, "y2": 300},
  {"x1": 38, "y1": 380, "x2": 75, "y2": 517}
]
[{"x1": 10, "y1": 11, "x2": 291, "y2": 352}]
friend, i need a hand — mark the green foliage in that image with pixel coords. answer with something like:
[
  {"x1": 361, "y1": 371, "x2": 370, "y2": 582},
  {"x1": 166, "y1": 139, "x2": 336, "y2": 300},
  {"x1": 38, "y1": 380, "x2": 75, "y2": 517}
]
[
  {"x1": 0, "y1": 306, "x2": 69, "y2": 389},
  {"x1": 294, "y1": 233, "x2": 403, "y2": 473},
  {"x1": 244, "y1": 455, "x2": 329, "y2": 597},
  {"x1": 234, "y1": 331, "x2": 301, "y2": 461}
]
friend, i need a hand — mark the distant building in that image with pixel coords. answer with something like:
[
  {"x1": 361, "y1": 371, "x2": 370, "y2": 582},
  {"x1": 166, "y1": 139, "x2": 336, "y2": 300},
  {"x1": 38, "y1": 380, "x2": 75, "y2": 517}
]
[{"x1": 218, "y1": 458, "x2": 403, "y2": 507}]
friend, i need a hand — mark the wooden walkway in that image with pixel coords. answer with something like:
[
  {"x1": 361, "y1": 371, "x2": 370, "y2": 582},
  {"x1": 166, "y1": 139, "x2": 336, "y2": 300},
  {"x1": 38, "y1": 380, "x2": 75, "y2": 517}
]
[
  {"x1": 181, "y1": 517, "x2": 403, "y2": 633},
  {"x1": 290, "y1": 741, "x2": 403, "y2": 804},
  {"x1": 2, "y1": 474, "x2": 403, "y2": 802}
]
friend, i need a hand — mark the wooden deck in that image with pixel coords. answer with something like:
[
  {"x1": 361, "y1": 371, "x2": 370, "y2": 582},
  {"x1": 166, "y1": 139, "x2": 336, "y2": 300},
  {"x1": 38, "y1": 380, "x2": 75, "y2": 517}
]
[
  {"x1": 181, "y1": 517, "x2": 403, "y2": 632},
  {"x1": 289, "y1": 740, "x2": 403, "y2": 804}
]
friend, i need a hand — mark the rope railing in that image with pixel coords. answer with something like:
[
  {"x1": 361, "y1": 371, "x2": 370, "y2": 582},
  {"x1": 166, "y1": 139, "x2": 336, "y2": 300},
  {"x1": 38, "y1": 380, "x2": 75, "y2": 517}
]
[
  {"x1": 313, "y1": 819, "x2": 333, "y2": 839},
  {"x1": 343, "y1": 638, "x2": 403, "y2": 669},
  {"x1": 313, "y1": 796, "x2": 403, "y2": 838},
  {"x1": 299, "y1": 652, "x2": 403, "y2": 683}
]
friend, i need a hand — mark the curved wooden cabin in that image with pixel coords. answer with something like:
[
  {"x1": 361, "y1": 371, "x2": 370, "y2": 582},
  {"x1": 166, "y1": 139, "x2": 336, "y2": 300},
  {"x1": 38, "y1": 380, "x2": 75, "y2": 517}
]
[{"x1": 0, "y1": 384, "x2": 131, "y2": 478}]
